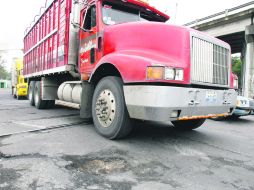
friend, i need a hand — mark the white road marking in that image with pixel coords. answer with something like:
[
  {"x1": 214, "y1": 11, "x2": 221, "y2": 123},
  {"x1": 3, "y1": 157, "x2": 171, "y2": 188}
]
[
  {"x1": 12, "y1": 122, "x2": 46, "y2": 129},
  {"x1": 174, "y1": 145, "x2": 211, "y2": 161}
]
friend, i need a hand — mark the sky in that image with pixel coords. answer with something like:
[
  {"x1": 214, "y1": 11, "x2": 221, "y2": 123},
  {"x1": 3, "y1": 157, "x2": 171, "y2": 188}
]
[
  {"x1": 0, "y1": 0, "x2": 251, "y2": 71},
  {"x1": 149, "y1": 0, "x2": 251, "y2": 24}
]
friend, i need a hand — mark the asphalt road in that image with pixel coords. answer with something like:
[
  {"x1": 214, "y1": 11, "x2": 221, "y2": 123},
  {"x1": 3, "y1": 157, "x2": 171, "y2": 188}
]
[{"x1": 0, "y1": 88, "x2": 254, "y2": 190}]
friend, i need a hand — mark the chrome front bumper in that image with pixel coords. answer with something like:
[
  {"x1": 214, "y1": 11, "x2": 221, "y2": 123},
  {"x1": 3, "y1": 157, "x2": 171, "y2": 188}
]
[{"x1": 124, "y1": 86, "x2": 237, "y2": 121}]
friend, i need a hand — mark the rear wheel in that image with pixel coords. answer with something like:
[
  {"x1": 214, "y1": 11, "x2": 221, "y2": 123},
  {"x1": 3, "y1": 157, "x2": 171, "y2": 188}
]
[
  {"x1": 28, "y1": 81, "x2": 35, "y2": 106},
  {"x1": 34, "y1": 81, "x2": 47, "y2": 109},
  {"x1": 92, "y1": 76, "x2": 133, "y2": 139},
  {"x1": 171, "y1": 119, "x2": 206, "y2": 130}
]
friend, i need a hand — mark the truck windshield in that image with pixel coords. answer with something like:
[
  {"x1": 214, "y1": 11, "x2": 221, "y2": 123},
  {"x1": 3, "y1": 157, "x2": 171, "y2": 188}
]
[{"x1": 102, "y1": 1, "x2": 165, "y2": 25}]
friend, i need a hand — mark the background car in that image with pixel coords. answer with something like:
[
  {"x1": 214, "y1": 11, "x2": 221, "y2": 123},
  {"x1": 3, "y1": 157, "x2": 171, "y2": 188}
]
[{"x1": 230, "y1": 96, "x2": 252, "y2": 119}]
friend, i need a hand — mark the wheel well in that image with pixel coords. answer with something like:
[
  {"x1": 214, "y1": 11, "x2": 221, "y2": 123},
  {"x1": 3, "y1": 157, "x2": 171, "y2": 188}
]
[
  {"x1": 27, "y1": 78, "x2": 40, "y2": 86},
  {"x1": 90, "y1": 63, "x2": 122, "y2": 85}
]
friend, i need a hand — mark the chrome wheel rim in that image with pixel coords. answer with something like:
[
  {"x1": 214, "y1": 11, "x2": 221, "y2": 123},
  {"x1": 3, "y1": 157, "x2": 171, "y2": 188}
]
[{"x1": 95, "y1": 89, "x2": 116, "y2": 128}]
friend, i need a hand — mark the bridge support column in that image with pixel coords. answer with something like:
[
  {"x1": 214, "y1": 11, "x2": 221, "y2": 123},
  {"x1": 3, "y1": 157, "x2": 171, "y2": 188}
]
[{"x1": 243, "y1": 25, "x2": 254, "y2": 98}]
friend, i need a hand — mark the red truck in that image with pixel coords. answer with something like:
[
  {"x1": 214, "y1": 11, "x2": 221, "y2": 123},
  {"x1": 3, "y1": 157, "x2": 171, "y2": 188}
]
[{"x1": 24, "y1": 0, "x2": 237, "y2": 139}]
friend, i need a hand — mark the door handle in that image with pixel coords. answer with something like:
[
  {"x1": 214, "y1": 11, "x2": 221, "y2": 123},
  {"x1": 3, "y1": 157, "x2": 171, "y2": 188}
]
[{"x1": 97, "y1": 36, "x2": 102, "y2": 51}]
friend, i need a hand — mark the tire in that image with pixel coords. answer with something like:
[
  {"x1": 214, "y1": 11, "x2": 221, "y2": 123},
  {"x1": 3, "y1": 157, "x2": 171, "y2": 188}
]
[
  {"x1": 17, "y1": 95, "x2": 21, "y2": 100},
  {"x1": 92, "y1": 76, "x2": 133, "y2": 139},
  {"x1": 34, "y1": 81, "x2": 47, "y2": 109},
  {"x1": 28, "y1": 81, "x2": 35, "y2": 106},
  {"x1": 171, "y1": 119, "x2": 206, "y2": 130}
]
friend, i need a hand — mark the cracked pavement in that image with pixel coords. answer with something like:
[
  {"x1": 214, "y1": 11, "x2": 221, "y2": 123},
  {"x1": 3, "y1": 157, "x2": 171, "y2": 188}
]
[{"x1": 0, "y1": 89, "x2": 254, "y2": 190}]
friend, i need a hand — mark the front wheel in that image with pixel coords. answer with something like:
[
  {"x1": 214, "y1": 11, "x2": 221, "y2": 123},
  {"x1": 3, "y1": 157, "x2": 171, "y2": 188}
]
[
  {"x1": 171, "y1": 119, "x2": 206, "y2": 130},
  {"x1": 92, "y1": 77, "x2": 133, "y2": 139}
]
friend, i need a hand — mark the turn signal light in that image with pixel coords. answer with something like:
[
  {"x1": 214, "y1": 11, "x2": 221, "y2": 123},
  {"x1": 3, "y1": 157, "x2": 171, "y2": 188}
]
[{"x1": 147, "y1": 66, "x2": 164, "y2": 80}]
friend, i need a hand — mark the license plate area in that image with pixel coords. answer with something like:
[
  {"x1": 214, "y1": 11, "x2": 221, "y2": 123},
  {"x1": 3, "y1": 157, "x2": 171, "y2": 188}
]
[{"x1": 205, "y1": 91, "x2": 217, "y2": 103}]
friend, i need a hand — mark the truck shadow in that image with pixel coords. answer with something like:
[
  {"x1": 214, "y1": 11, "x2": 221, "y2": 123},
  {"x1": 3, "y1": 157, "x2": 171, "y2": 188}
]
[
  {"x1": 124, "y1": 117, "x2": 253, "y2": 143},
  {"x1": 126, "y1": 120, "x2": 211, "y2": 142}
]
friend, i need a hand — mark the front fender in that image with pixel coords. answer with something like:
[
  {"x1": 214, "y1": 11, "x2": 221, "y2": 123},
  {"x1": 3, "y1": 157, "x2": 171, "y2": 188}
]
[{"x1": 92, "y1": 49, "x2": 189, "y2": 84}]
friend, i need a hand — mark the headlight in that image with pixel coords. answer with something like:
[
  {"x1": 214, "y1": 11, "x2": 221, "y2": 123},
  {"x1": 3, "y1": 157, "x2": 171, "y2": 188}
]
[
  {"x1": 233, "y1": 78, "x2": 238, "y2": 89},
  {"x1": 165, "y1": 68, "x2": 175, "y2": 80},
  {"x1": 147, "y1": 66, "x2": 184, "y2": 81}
]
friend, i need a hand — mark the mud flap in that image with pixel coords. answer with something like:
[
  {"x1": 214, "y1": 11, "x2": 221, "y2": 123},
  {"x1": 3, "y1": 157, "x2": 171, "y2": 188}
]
[{"x1": 80, "y1": 81, "x2": 94, "y2": 120}]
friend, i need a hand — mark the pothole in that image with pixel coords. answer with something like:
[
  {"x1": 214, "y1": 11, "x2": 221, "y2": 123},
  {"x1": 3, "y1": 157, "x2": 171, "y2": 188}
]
[
  {"x1": 0, "y1": 166, "x2": 21, "y2": 189},
  {"x1": 65, "y1": 156, "x2": 128, "y2": 175}
]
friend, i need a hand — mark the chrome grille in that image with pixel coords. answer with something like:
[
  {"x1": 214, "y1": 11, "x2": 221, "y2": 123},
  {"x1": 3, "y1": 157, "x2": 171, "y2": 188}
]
[{"x1": 191, "y1": 36, "x2": 230, "y2": 86}]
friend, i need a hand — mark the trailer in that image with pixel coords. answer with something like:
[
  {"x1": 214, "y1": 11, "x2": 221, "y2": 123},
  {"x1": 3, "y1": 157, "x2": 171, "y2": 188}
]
[{"x1": 24, "y1": 0, "x2": 237, "y2": 139}]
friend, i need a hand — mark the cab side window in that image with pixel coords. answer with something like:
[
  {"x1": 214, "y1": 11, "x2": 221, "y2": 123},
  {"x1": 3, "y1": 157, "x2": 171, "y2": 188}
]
[{"x1": 83, "y1": 5, "x2": 96, "y2": 30}]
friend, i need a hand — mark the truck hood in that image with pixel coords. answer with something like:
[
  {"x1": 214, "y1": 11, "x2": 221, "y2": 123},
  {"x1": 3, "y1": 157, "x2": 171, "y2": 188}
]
[{"x1": 103, "y1": 22, "x2": 191, "y2": 69}]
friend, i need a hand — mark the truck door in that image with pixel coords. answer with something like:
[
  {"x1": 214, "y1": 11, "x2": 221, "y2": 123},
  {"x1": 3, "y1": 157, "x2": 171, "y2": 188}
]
[{"x1": 79, "y1": 5, "x2": 97, "y2": 77}]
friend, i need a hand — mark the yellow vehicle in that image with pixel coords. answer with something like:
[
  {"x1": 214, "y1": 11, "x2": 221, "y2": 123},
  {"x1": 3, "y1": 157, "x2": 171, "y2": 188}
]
[{"x1": 12, "y1": 59, "x2": 28, "y2": 100}]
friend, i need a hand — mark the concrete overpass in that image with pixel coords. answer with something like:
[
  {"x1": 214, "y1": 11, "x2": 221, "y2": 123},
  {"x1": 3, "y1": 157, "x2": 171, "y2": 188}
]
[{"x1": 185, "y1": 1, "x2": 254, "y2": 98}]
